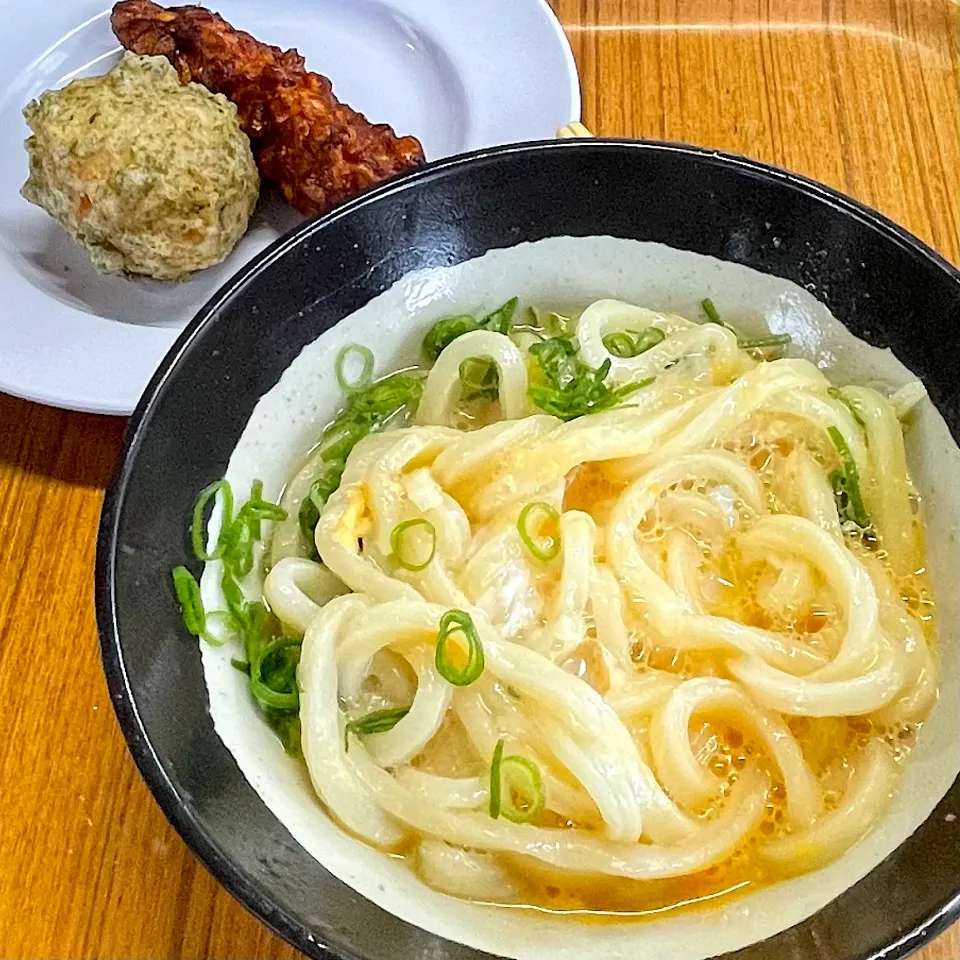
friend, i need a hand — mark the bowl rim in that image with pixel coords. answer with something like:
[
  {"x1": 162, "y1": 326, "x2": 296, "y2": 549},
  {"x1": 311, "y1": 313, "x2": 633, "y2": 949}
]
[{"x1": 96, "y1": 137, "x2": 960, "y2": 960}]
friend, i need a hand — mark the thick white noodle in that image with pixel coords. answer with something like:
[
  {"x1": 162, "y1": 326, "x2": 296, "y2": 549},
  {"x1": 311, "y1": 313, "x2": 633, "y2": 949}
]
[
  {"x1": 843, "y1": 386, "x2": 920, "y2": 578},
  {"x1": 403, "y1": 468, "x2": 472, "y2": 563},
  {"x1": 432, "y1": 415, "x2": 561, "y2": 490},
  {"x1": 473, "y1": 395, "x2": 714, "y2": 521},
  {"x1": 607, "y1": 359, "x2": 831, "y2": 482},
  {"x1": 577, "y1": 299, "x2": 740, "y2": 386},
  {"x1": 648, "y1": 677, "x2": 821, "y2": 826},
  {"x1": 350, "y1": 744, "x2": 769, "y2": 879},
  {"x1": 608, "y1": 452, "x2": 830, "y2": 673},
  {"x1": 452, "y1": 687, "x2": 601, "y2": 825},
  {"x1": 665, "y1": 529, "x2": 706, "y2": 614},
  {"x1": 364, "y1": 647, "x2": 452, "y2": 768},
  {"x1": 758, "y1": 558, "x2": 815, "y2": 618},
  {"x1": 263, "y1": 557, "x2": 348, "y2": 634},
  {"x1": 530, "y1": 510, "x2": 596, "y2": 661},
  {"x1": 590, "y1": 565, "x2": 634, "y2": 686},
  {"x1": 888, "y1": 380, "x2": 927, "y2": 419},
  {"x1": 759, "y1": 739, "x2": 897, "y2": 871},
  {"x1": 605, "y1": 671, "x2": 681, "y2": 719},
  {"x1": 299, "y1": 595, "x2": 405, "y2": 848},
  {"x1": 729, "y1": 633, "x2": 908, "y2": 717},
  {"x1": 418, "y1": 330, "x2": 529, "y2": 425},
  {"x1": 660, "y1": 489, "x2": 737, "y2": 543},
  {"x1": 789, "y1": 447, "x2": 843, "y2": 540},
  {"x1": 367, "y1": 428, "x2": 459, "y2": 555},
  {"x1": 417, "y1": 841, "x2": 519, "y2": 901},
  {"x1": 396, "y1": 769, "x2": 488, "y2": 809},
  {"x1": 739, "y1": 515, "x2": 880, "y2": 681},
  {"x1": 764, "y1": 391, "x2": 869, "y2": 473},
  {"x1": 271, "y1": 298, "x2": 934, "y2": 903},
  {"x1": 866, "y1": 556, "x2": 938, "y2": 727}
]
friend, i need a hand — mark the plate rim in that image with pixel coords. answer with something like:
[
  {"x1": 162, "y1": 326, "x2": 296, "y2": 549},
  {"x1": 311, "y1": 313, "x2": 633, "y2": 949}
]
[{"x1": 97, "y1": 138, "x2": 960, "y2": 960}]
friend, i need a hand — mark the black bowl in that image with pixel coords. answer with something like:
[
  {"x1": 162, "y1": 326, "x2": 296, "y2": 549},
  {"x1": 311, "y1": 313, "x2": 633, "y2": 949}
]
[{"x1": 96, "y1": 140, "x2": 960, "y2": 960}]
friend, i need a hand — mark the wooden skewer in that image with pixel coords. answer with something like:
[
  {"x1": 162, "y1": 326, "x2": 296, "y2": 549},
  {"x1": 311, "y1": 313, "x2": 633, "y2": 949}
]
[{"x1": 556, "y1": 121, "x2": 594, "y2": 139}]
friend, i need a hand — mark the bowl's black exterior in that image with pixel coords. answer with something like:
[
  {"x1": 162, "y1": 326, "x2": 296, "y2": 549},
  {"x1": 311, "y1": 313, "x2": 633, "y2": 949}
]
[{"x1": 96, "y1": 140, "x2": 960, "y2": 960}]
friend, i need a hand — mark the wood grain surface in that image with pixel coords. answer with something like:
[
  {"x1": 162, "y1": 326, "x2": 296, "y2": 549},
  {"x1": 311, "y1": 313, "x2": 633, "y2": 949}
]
[{"x1": 1, "y1": 1, "x2": 958, "y2": 957}]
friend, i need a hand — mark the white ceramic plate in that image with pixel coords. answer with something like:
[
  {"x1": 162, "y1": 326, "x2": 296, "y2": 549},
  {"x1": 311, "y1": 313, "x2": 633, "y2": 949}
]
[{"x1": 0, "y1": 0, "x2": 579, "y2": 415}]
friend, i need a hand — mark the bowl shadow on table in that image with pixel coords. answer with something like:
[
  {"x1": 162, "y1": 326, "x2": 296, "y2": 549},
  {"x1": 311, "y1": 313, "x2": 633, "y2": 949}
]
[
  {"x1": 0, "y1": 393, "x2": 126, "y2": 489},
  {"x1": 1, "y1": 187, "x2": 304, "y2": 326}
]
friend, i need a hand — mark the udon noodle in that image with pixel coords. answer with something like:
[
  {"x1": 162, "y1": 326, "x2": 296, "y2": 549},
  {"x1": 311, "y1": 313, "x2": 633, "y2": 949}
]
[{"x1": 187, "y1": 295, "x2": 937, "y2": 918}]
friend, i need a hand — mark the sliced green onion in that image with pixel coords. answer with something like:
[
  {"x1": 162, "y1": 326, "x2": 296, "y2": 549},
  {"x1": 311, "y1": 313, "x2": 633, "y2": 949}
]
[
  {"x1": 390, "y1": 518, "x2": 437, "y2": 571},
  {"x1": 191, "y1": 480, "x2": 233, "y2": 561},
  {"x1": 548, "y1": 311, "x2": 576, "y2": 338},
  {"x1": 480, "y1": 297, "x2": 518, "y2": 335},
  {"x1": 524, "y1": 306, "x2": 573, "y2": 338},
  {"x1": 311, "y1": 466, "x2": 344, "y2": 509},
  {"x1": 298, "y1": 493, "x2": 321, "y2": 543},
  {"x1": 602, "y1": 332, "x2": 637, "y2": 358},
  {"x1": 220, "y1": 568, "x2": 247, "y2": 626},
  {"x1": 435, "y1": 610, "x2": 485, "y2": 686},
  {"x1": 350, "y1": 373, "x2": 425, "y2": 417},
  {"x1": 297, "y1": 467, "x2": 341, "y2": 541},
  {"x1": 488, "y1": 739, "x2": 545, "y2": 823},
  {"x1": 528, "y1": 337, "x2": 652, "y2": 420},
  {"x1": 244, "y1": 480, "x2": 266, "y2": 541},
  {"x1": 603, "y1": 328, "x2": 667, "y2": 359},
  {"x1": 344, "y1": 707, "x2": 411, "y2": 751},
  {"x1": 423, "y1": 315, "x2": 480, "y2": 361},
  {"x1": 701, "y1": 297, "x2": 722, "y2": 324},
  {"x1": 245, "y1": 482, "x2": 287, "y2": 523},
  {"x1": 517, "y1": 501, "x2": 561, "y2": 562},
  {"x1": 632, "y1": 327, "x2": 666, "y2": 354},
  {"x1": 603, "y1": 328, "x2": 666, "y2": 359},
  {"x1": 222, "y1": 517, "x2": 256, "y2": 577},
  {"x1": 202, "y1": 610, "x2": 237, "y2": 648},
  {"x1": 499, "y1": 755, "x2": 545, "y2": 823},
  {"x1": 241, "y1": 601, "x2": 278, "y2": 661},
  {"x1": 319, "y1": 421, "x2": 369, "y2": 464},
  {"x1": 488, "y1": 738, "x2": 505, "y2": 818},
  {"x1": 739, "y1": 334, "x2": 793, "y2": 351},
  {"x1": 529, "y1": 336, "x2": 578, "y2": 387},
  {"x1": 265, "y1": 709, "x2": 302, "y2": 759},
  {"x1": 335, "y1": 344, "x2": 375, "y2": 393},
  {"x1": 828, "y1": 425, "x2": 870, "y2": 528},
  {"x1": 249, "y1": 636, "x2": 301, "y2": 710},
  {"x1": 298, "y1": 462, "x2": 346, "y2": 542},
  {"x1": 172, "y1": 565, "x2": 206, "y2": 638},
  {"x1": 828, "y1": 386, "x2": 867, "y2": 431},
  {"x1": 459, "y1": 357, "x2": 499, "y2": 402},
  {"x1": 214, "y1": 480, "x2": 287, "y2": 580}
]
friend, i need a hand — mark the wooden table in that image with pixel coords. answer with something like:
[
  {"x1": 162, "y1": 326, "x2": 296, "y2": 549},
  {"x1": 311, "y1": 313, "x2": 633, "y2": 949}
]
[{"x1": 1, "y1": 0, "x2": 957, "y2": 956}]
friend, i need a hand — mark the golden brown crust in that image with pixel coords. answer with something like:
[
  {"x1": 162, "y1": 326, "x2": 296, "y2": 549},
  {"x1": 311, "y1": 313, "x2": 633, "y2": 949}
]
[{"x1": 111, "y1": 0, "x2": 425, "y2": 215}]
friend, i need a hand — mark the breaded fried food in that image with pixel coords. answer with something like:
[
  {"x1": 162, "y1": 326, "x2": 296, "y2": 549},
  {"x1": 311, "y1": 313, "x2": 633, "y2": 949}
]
[
  {"x1": 22, "y1": 52, "x2": 258, "y2": 280},
  {"x1": 111, "y1": 0, "x2": 425, "y2": 216}
]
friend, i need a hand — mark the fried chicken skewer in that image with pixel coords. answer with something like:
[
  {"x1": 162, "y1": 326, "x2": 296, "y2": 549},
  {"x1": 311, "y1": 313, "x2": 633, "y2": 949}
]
[{"x1": 111, "y1": 0, "x2": 425, "y2": 216}]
